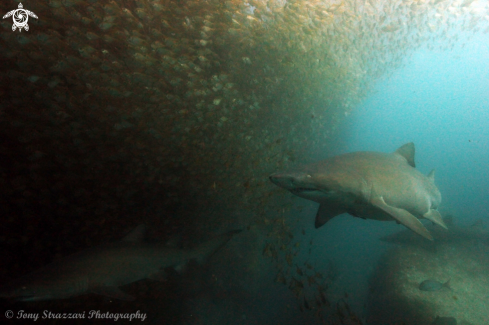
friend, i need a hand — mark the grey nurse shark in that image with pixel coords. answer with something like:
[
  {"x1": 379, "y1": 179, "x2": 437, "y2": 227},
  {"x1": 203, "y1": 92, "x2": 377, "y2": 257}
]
[
  {"x1": 0, "y1": 225, "x2": 240, "y2": 301},
  {"x1": 269, "y1": 143, "x2": 447, "y2": 240}
]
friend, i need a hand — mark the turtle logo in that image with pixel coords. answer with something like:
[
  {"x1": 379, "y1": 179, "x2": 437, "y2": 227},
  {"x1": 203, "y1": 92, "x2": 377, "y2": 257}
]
[{"x1": 3, "y1": 3, "x2": 38, "y2": 32}]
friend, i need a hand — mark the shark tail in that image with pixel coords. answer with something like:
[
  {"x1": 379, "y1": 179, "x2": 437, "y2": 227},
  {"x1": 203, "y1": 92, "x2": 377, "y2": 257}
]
[{"x1": 191, "y1": 229, "x2": 242, "y2": 263}]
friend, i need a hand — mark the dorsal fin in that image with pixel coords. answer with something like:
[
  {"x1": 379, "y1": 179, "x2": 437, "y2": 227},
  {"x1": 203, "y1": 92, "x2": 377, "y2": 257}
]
[
  {"x1": 427, "y1": 169, "x2": 435, "y2": 183},
  {"x1": 122, "y1": 224, "x2": 146, "y2": 242},
  {"x1": 395, "y1": 142, "x2": 415, "y2": 168}
]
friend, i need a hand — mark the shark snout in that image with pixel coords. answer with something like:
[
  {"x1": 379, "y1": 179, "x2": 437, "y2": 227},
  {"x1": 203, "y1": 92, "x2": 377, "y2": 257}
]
[{"x1": 269, "y1": 173, "x2": 294, "y2": 189}]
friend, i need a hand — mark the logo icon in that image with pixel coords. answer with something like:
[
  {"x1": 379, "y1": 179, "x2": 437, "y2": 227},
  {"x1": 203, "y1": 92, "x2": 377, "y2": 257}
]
[{"x1": 3, "y1": 3, "x2": 38, "y2": 32}]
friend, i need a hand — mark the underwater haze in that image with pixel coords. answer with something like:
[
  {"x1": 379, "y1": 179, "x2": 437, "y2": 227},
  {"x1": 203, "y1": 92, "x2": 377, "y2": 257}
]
[
  {"x1": 323, "y1": 31, "x2": 489, "y2": 324},
  {"x1": 334, "y1": 33, "x2": 489, "y2": 220},
  {"x1": 1, "y1": 0, "x2": 489, "y2": 324}
]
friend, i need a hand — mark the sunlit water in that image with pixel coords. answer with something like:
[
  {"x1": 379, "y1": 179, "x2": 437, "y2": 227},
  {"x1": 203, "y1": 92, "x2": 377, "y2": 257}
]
[{"x1": 321, "y1": 32, "x2": 489, "y2": 322}]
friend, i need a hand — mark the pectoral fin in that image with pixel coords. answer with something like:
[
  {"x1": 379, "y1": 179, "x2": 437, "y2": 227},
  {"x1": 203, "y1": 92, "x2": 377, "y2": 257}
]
[
  {"x1": 423, "y1": 209, "x2": 448, "y2": 230},
  {"x1": 315, "y1": 203, "x2": 346, "y2": 228},
  {"x1": 371, "y1": 196, "x2": 433, "y2": 241},
  {"x1": 91, "y1": 286, "x2": 135, "y2": 301}
]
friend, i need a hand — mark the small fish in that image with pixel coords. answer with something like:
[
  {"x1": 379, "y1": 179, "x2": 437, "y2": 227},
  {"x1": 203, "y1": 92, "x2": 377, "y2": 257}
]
[
  {"x1": 275, "y1": 271, "x2": 286, "y2": 285},
  {"x1": 286, "y1": 253, "x2": 293, "y2": 266},
  {"x1": 315, "y1": 296, "x2": 322, "y2": 307},
  {"x1": 307, "y1": 275, "x2": 316, "y2": 286},
  {"x1": 431, "y1": 316, "x2": 457, "y2": 325},
  {"x1": 419, "y1": 279, "x2": 451, "y2": 291},
  {"x1": 318, "y1": 288, "x2": 327, "y2": 304},
  {"x1": 262, "y1": 243, "x2": 273, "y2": 257},
  {"x1": 296, "y1": 266, "x2": 303, "y2": 276}
]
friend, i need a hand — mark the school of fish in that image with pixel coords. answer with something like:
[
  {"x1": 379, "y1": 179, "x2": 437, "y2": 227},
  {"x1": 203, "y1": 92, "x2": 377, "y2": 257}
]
[{"x1": 1, "y1": 0, "x2": 488, "y2": 323}]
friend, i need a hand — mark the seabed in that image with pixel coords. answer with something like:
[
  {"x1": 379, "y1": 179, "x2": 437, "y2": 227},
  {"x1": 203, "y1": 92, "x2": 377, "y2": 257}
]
[{"x1": 368, "y1": 219, "x2": 489, "y2": 325}]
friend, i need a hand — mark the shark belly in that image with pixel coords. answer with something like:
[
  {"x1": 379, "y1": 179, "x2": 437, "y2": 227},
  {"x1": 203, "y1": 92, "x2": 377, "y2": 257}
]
[{"x1": 348, "y1": 202, "x2": 394, "y2": 221}]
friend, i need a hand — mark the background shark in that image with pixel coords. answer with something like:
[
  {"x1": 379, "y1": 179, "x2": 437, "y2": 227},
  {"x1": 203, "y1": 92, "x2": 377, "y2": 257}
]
[
  {"x1": 381, "y1": 216, "x2": 489, "y2": 247},
  {"x1": 0, "y1": 225, "x2": 241, "y2": 302},
  {"x1": 269, "y1": 143, "x2": 446, "y2": 240}
]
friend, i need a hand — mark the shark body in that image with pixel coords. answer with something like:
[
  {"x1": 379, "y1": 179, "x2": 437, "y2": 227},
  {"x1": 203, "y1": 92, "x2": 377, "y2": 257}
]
[
  {"x1": 269, "y1": 143, "x2": 446, "y2": 240},
  {"x1": 0, "y1": 225, "x2": 240, "y2": 301}
]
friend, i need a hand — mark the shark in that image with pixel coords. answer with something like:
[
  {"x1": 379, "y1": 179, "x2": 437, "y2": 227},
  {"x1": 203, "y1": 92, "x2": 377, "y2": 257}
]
[
  {"x1": 0, "y1": 225, "x2": 241, "y2": 301},
  {"x1": 269, "y1": 142, "x2": 446, "y2": 240}
]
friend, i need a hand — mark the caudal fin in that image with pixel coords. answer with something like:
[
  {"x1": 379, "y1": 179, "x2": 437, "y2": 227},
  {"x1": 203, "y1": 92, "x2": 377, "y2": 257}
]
[{"x1": 191, "y1": 229, "x2": 242, "y2": 263}]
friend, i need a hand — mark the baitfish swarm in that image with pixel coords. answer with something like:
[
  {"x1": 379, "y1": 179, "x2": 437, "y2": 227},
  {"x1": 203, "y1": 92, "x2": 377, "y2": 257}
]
[{"x1": 0, "y1": 0, "x2": 487, "y2": 323}]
